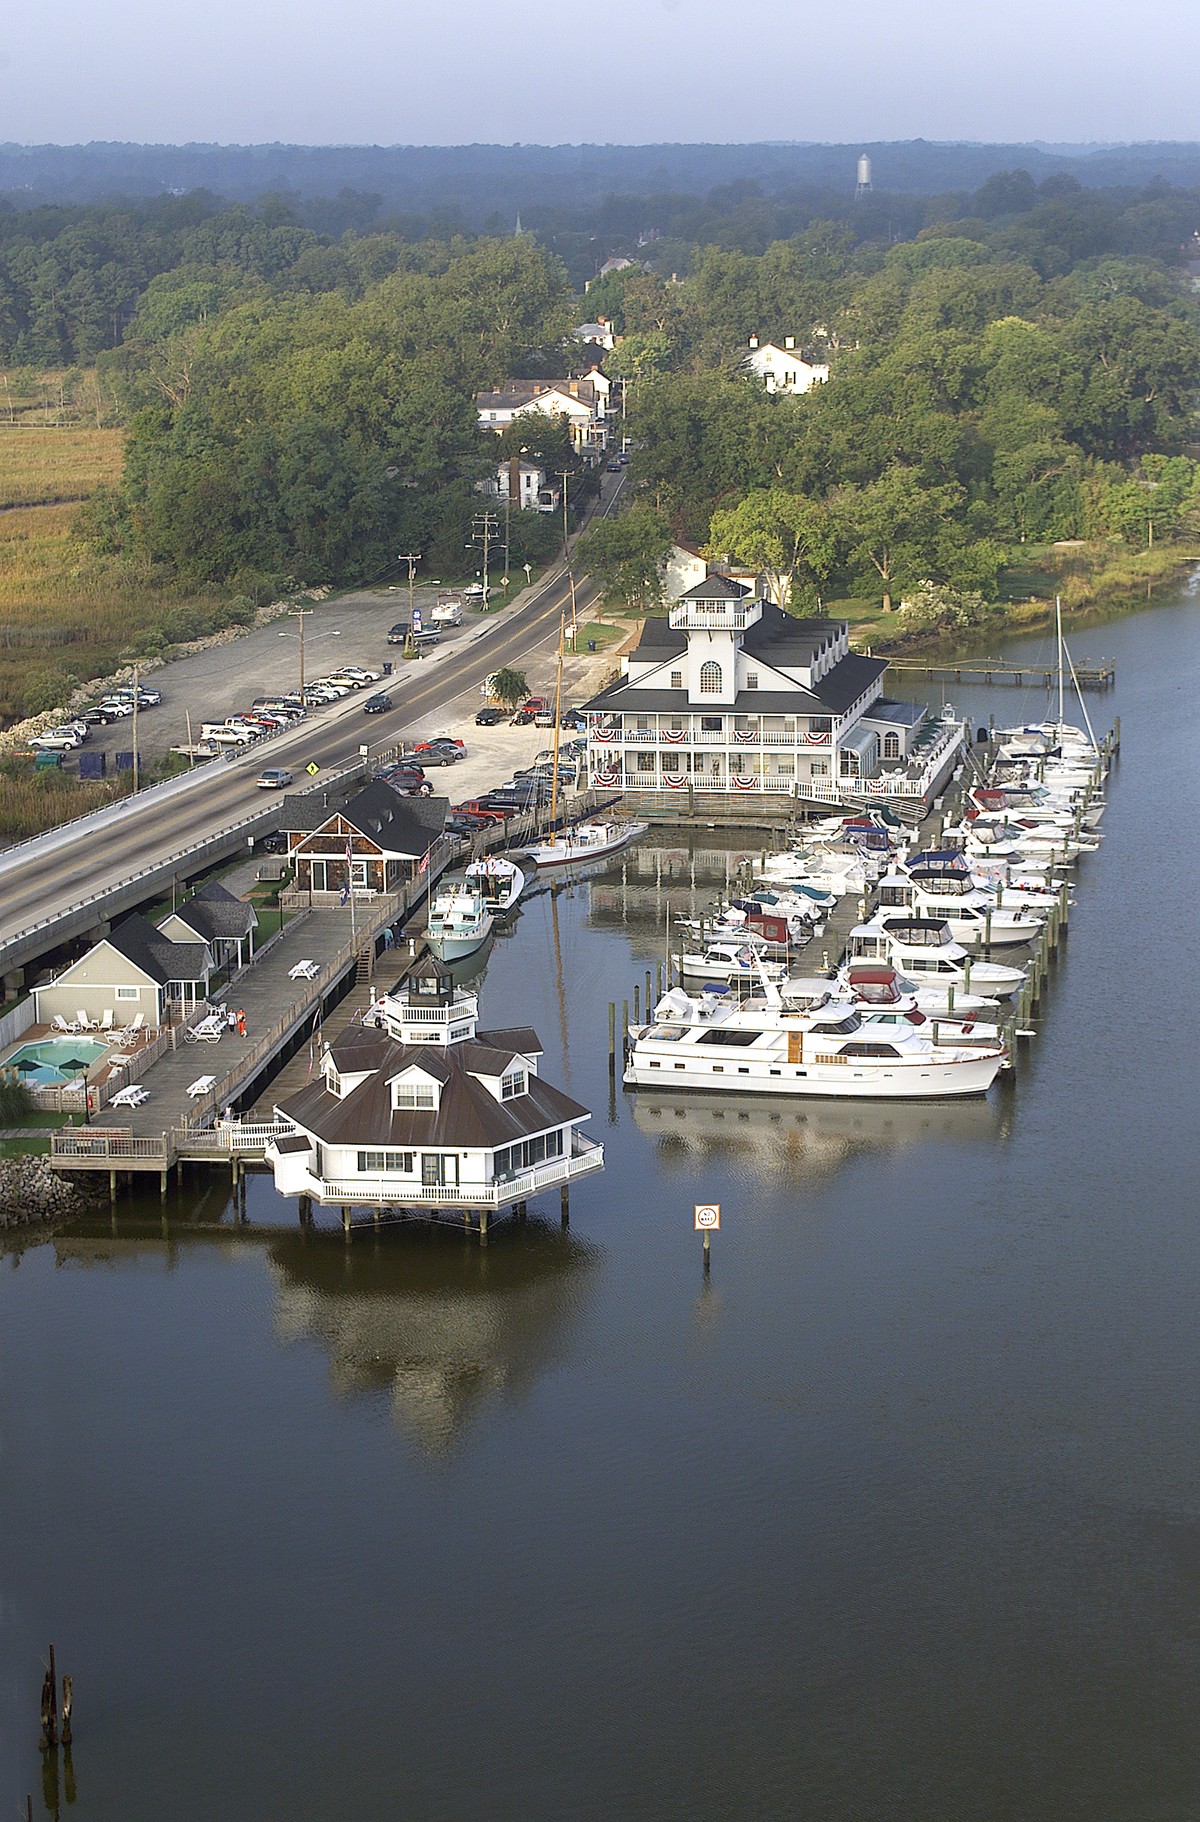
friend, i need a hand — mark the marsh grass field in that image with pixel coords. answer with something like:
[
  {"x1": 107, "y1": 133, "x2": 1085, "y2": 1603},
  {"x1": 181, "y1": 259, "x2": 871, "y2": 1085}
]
[{"x1": 0, "y1": 420, "x2": 226, "y2": 724}]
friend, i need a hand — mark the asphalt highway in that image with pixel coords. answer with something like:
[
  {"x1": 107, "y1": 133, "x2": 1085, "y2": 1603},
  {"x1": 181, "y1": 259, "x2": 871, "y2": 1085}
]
[{"x1": 0, "y1": 520, "x2": 609, "y2": 953}]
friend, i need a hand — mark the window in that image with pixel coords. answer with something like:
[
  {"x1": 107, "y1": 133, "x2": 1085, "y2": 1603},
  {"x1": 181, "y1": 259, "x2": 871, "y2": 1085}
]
[
  {"x1": 500, "y1": 1069, "x2": 526, "y2": 1100},
  {"x1": 811, "y1": 761, "x2": 829, "y2": 777},
  {"x1": 493, "y1": 1129, "x2": 564, "y2": 1179},
  {"x1": 698, "y1": 661, "x2": 721, "y2": 695},
  {"x1": 393, "y1": 1081, "x2": 436, "y2": 1109},
  {"x1": 115, "y1": 986, "x2": 139, "y2": 1001},
  {"x1": 670, "y1": 670, "x2": 683, "y2": 689},
  {"x1": 357, "y1": 1150, "x2": 414, "y2": 1173},
  {"x1": 700, "y1": 716, "x2": 722, "y2": 732},
  {"x1": 883, "y1": 733, "x2": 901, "y2": 759},
  {"x1": 746, "y1": 674, "x2": 758, "y2": 689},
  {"x1": 810, "y1": 717, "x2": 833, "y2": 736}
]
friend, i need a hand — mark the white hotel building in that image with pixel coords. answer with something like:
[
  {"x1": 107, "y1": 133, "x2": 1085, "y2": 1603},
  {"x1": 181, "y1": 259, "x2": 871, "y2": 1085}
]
[{"x1": 583, "y1": 574, "x2": 965, "y2": 809}]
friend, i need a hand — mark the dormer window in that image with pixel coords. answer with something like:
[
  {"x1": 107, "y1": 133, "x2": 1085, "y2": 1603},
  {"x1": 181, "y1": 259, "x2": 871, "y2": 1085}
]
[
  {"x1": 391, "y1": 1076, "x2": 439, "y2": 1111},
  {"x1": 325, "y1": 1064, "x2": 341, "y2": 1097},
  {"x1": 500, "y1": 1069, "x2": 526, "y2": 1100}
]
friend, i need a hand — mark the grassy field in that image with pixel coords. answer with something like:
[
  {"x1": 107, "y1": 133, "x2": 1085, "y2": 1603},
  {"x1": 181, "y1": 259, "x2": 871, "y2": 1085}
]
[
  {"x1": 0, "y1": 425, "x2": 124, "y2": 507},
  {"x1": 0, "y1": 422, "x2": 228, "y2": 724}
]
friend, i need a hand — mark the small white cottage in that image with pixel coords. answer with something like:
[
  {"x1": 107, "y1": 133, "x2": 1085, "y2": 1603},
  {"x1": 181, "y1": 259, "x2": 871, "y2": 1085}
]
[{"x1": 265, "y1": 954, "x2": 603, "y2": 1214}]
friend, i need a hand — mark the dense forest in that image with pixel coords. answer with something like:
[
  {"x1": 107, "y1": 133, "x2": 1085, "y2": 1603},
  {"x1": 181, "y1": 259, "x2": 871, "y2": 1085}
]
[{"x1": 2, "y1": 160, "x2": 1200, "y2": 699}]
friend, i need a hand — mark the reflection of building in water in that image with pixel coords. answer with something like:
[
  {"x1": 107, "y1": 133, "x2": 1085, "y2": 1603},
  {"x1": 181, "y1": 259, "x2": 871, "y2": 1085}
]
[
  {"x1": 268, "y1": 1231, "x2": 595, "y2": 1454},
  {"x1": 632, "y1": 1089, "x2": 1011, "y2": 1183},
  {"x1": 585, "y1": 837, "x2": 771, "y2": 942}
]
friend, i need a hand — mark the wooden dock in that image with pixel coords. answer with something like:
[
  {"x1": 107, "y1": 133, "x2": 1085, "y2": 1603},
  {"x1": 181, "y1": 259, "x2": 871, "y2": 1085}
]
[{"x1": 883, "y1": 657, "x2": 1115, "y2": 690}]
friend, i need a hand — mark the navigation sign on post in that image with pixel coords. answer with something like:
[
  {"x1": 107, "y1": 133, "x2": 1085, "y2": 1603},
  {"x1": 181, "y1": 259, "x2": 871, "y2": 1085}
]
[{"x1": 694, "y1": 1204, "x2": 720, "y2": 1231}]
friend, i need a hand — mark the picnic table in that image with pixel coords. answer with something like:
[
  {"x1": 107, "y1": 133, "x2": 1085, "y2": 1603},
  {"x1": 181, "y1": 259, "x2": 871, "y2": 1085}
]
[
  {"x1": 110, "y1": 1085, "x2": 149, "y2": 1108},
  {"x1": 288, "y1": 959, "x2": 320, "y2": 980},
  {"x1": 186, "y1": 1014, "x2": 226, "y2": 1043},
  {"x1": 186, "y1": 1075, "x2": 217, "y2": 1098}
]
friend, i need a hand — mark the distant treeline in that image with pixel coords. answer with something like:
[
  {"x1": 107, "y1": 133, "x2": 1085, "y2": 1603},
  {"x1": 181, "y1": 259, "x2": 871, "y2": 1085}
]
[
  {"x1": 4, "y1": 165, "x2": 1200, "y2": 366},
  {"x1": 9, "y1": 138, "x2": 1200, "y2": 218}
]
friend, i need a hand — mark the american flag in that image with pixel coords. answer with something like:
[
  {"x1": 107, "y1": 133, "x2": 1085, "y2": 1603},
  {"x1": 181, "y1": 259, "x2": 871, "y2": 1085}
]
[
  {"x1": 340, "y1": 830, "x2": 353, "y2": 905},
  {"x1": 418, "y1": 845, "x2": 431, "y2": 875}
]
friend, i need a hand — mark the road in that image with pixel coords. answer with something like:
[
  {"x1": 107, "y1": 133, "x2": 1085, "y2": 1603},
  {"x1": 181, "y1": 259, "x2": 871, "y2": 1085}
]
[{"x1": 0, "y1": 474, "x2": 620, "y2": 958}]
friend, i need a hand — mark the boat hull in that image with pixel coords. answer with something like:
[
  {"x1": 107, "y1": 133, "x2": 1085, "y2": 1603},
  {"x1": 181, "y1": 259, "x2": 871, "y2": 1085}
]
[
  {"x1": 426, "y1": 927, "x2": 492, "y2": 962},
  {"x1": 522, "y1": 820, "x2": 648, "y2": 868},
  {"x1": 624, "y1": 1048, "x2": 1001, "y2": 1099}
]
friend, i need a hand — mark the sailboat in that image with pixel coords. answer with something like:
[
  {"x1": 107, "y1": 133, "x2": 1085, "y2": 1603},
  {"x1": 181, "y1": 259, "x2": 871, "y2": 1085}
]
[
  {"x1": 996, "y1": 597, "x2": 1102, "y2": 760},
  {"x1": 517, "y1": 587, "x2": 647, "y2": 869}
]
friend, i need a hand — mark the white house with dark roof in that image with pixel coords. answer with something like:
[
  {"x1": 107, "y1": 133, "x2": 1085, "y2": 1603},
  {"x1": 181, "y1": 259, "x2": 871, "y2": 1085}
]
[
  {"x1": 474, "y1": 373, "x2": 610, "y2": 453},
  {"x1": 264, "y1": 953, "x2": 603, "y2": 1214},
  {"x1": 582, "y1": 574, "x2": 966, "y2": 809},
  {"x1": 159, "y1": 880, "x2": 258, "y2": 971},
  {"x1": 744, "y1": 337, "x2": 830, "y2": 395}
]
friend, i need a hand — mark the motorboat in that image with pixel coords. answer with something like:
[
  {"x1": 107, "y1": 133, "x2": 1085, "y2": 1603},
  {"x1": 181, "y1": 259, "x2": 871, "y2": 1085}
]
[
  {"x1": 463, "y1": 855, "x2": 529, "y2": 919},
  {"x1": 520, "y1": 817, "x2": 648, "y2": 868},
  {"x1": 425, "y1": 880, "x2": 494, "y2": 962},
  {"x1": 846, "y1": 917, "x2": 1027, "y2": 995},
  {"x1": 832, "y1": 963, "x2": 1002, "y2": 1019},
  {"x1": 678, "y1": 935, "x2": 790, "y2": 986},
  {"x1": 874, "y1": 872, "x2": 1046, "y2": 949},
  {"x1": 625, "y1": 973, "x2": 1005, "y2": 1100},
  {"x1": 903, "y1": 850, "x2": 1068, "y2": 912}
]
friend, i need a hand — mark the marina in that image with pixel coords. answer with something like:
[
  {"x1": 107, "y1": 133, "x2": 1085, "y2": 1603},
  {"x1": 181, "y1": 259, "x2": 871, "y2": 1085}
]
[{"x1": 5, "y1": 589, "x2": 1197, "y2": 1822}]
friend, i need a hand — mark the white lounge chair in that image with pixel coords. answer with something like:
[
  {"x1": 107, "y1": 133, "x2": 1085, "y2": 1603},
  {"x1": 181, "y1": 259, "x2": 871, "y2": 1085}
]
[
  {"x1": 76, "y1": 1009, "x2": 97, "y2": 1032},
  {"x1": 128, "y1": 1012, "x2": 145, "y2": 1035},
  {"x1": 51, "y1": 1015, "x2": 72, "y2": 1034},
  {"x1": 99, "y1": 1009, "x2": 114, "y2": 1032}
]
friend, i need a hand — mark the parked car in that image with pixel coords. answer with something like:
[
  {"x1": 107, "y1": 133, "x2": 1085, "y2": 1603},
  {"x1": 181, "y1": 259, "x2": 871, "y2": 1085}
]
[
  {"x1": 259, "y1": 831, "x2": 289, "y2": 853},
  {"x1": 391, "y1": 775, "x2": 434, "y2": 797},
  {"x1": 32, "y1": 727, "x2": 85, "y2": 751},
  {"x1": 445, "y1": 810, "x2": 494, "y2": 834},
  {"x1": 97, "y1": 698, "x2": 133, "y2": 717},
  {"x1": 257, "y1": 767, "x2": 294, "y2": 789},
  {"x1": 313, "y1": 676, "x2": 354, "y2": 696},
  {"x1": 475, "y1": 706, "x2": 502, "y2": 726},
  {"x1": 387, "y1": 624, "x2": 410, "y2": 644},
  {"x1": 363, "y1": 692, "x2": 393, "y2": 714},
  {"x1": 111, "y1": 686, "x2": 162, "y2": 706},
  {"x1": 534, "y1": 709, "x2": 557, "y2": 728},
  {"x1": 336, "y1": 666, "x2": 383, "y2": 684},
  {"x1": 606, "y1": 459, "x2": 622, "y2": 471},
  {"x1": 456, "y1": 799, "x2": 509, "y2": 823},
  {"x1": 406, "y1": 744, "x2": 457, "y2": 766},
  {"x1": 521, "y1": 697, "x2": 550, "y2": 714},
  {"x1": 82, "y1": 705, "x2": 120, "y2": 725}
]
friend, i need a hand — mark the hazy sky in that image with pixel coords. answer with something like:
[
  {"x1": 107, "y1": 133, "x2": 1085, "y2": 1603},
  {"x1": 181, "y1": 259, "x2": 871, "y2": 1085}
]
[{"x1": 5, "y1": 0, "x2": 1198, "y2": 146}]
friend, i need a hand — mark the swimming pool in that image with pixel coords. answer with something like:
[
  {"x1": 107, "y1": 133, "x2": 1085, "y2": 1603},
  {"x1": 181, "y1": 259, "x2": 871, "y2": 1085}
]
[{"x1": 6, "y1": 1038, "x2": 108, "y2": 1085}]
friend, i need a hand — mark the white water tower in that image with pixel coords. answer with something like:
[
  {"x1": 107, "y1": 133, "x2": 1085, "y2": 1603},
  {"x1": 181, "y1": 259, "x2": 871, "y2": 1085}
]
[{"x1": 855, "y1": 153, "x2": 872, "y2": 198}]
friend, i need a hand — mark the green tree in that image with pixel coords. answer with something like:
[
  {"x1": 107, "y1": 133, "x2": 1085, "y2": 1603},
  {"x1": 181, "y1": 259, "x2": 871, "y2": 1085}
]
[
  {"x1": 577, "y1": 504, "x2": 673, "y2": 611},
  {"x1": 706, "y1": 488, "x2": 834, "y2": 608},
  {"x1": 829, "y1": 466, "x2": 966, "y2": 612},
  {"x1": 490, "y1": 666, "x2": 529, "y2": 710}
]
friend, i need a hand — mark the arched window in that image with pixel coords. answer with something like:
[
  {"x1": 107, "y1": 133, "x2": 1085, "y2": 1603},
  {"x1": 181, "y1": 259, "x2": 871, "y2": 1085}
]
[
  {"x1": 883, "y1": 733, "x2": 901, "y2": 759},
  {"x1": 699, "y1": 661, "x2": 721, "y2": 695}
]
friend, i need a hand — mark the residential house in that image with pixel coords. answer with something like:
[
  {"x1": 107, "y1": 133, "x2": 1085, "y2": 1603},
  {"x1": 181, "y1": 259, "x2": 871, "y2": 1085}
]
[
  {"x1": 279, "y1": 781, "x2": 448, "y2": 901},
  {"x1": 661, "y1": 541, "x2": 761, "y2": 604},
  {"x1": 582, "y1": 573, "x2": 963, "y2": 808},
  {"x1": 33, "y1": 913, "x2": 214, "y2": 1030},
  {"x1": 744, "y1": 336, "x2": 830, "y2": 395},
  {"x1": 265, "y1": 953, "x2": 603, "y2": 1212},
  {"x1": 474, "y1": 372, "x2": 609, "y2": 454},
  {"x1": 572, "y1": 318, "x2": 617, "y2": 351},
  {"x1": 483, "y1": 458, "x2": 561, "y2": 514},
  {"x1": 159, "y1": 880, "x2": 258, "y2": 971}
]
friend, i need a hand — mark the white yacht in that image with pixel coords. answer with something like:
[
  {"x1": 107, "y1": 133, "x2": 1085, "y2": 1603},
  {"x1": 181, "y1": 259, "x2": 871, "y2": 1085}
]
[
  {"x1": 425, "y1": 880, "x2": 494, "y2": 962},
  {"x1": 520, "y1": 816, "x2": 648, "y2": 869},
  {"x1": 846, "y1": 917, "x2": 1027, "y2": 995},
  {"x1": 625, "y1": 974, "x2": 1005, "y2": 1100},
  {"x1": 875, "y1": 873, "x2": 1046, "y2": 949},
  {"x1": 463, "y1": 855, "x2": 529, "y2": 920},
  {"x1": 678, "y1": 935, "x2": 790, "y2": 986}
]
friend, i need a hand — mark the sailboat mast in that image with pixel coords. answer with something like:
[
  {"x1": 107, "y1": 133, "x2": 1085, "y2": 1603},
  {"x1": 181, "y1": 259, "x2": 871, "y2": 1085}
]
[
  {"x1": 1056, "y1": 594, "x2": 1064, "y2": 728},
  {"x1": 547, "y1": 601, "x2": 567, "y2": 843}
]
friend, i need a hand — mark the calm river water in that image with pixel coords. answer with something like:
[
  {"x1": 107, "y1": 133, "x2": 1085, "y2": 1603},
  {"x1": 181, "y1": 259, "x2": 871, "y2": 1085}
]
[{"x1": 4, "y1": 585, "x2": 1200, "y2": 1820}]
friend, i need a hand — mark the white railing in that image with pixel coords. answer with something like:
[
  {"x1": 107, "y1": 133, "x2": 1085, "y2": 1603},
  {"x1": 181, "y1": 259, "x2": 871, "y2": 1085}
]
[
  {"x1": 668, "y1": 606, "x2": 753, "y2": 629},
  {"x1": 288, "y1": 1141, "x2": 604, "y2": 1208},
  {"x1": 591, "y1": 728, "x2": 828, "y2": 750}
]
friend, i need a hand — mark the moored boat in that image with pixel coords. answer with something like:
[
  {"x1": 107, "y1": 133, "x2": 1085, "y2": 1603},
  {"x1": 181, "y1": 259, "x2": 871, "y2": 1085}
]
[
  {"x1": 520, "y1": 817, "x2": 648, "y2": 868},
  {"x1": 425, "y1": 879, "x2": 494, "y2": 961}
]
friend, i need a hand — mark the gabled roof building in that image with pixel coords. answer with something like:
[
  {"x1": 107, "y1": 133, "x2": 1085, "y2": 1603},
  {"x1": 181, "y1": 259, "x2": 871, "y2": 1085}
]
[
  {"x1": 265, "y1": 953, "x2": 604, "y2": 1218},
  {"x1": 279, "y1": 782, "x2": 449, "y2": 901},
  {"x1": 582, "y1": 575, "x2": 966, "y2": 810}
]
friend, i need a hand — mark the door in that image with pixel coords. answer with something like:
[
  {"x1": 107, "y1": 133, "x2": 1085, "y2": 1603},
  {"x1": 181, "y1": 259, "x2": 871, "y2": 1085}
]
[{"x1": 787, "y1": 1029, "x2": 803, "y2": 1065}]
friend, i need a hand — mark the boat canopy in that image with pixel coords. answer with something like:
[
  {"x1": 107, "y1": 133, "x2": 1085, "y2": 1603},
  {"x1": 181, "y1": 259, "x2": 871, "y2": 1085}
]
[{"x1": 907, "y1": 849, "x2": 969, "y2": 874}]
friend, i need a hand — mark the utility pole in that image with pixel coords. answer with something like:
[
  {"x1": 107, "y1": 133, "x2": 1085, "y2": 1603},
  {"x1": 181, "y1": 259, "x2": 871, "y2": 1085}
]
[
  {"x1": 557, "y1": 471, "x2": 571, "y2": 564},
  {"x1": 288, "y1": 608, "x2": 312, "y2": 700},
  {"x1": 397, "y1": 552, "x2": 421, "y2": 628},
  {"x1": 131, "y1": 663, "x2": 140, "y2": 794},
  {"x1": 469, "y1": 513, "x2": 499, "y2": 609}
]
